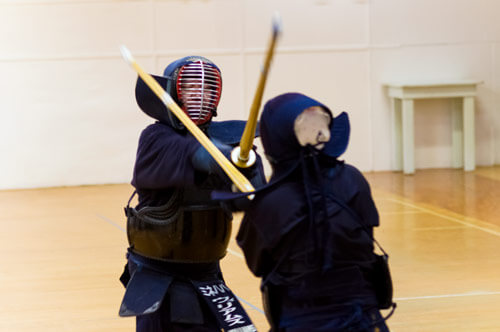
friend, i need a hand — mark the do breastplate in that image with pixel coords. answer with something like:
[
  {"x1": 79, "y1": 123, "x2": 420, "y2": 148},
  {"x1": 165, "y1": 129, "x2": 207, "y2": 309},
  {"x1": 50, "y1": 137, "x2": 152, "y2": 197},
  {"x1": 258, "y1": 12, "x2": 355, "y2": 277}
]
[{"x1": 126, "y1": 187, "x2": 232, "y2": 263}]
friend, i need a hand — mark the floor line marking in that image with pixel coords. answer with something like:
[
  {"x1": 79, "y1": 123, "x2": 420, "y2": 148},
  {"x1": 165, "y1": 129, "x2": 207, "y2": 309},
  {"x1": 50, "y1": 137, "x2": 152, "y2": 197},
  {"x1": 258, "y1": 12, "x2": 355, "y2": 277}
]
[
  {"x1": 412, "y1": 225, "x2": 467, "y2": 231},
  {"x1": 236, "y1": 296, "x2": 265, "y2": 314},
  {"x1": 386, "y1": 198, "x2": 500, "y2": 237},
  {"x1": 379, "y1": 210, "x2": 424, "y2": 216},
  {"x1": 396, "y1": 291, "x2": 500, "y2": 301},
  {"x1": 96, "y1": 214, "x2": 125, "y2": 232},
  {"x1": 227, "y1": 248, "x2": 244, "y2": 259}
]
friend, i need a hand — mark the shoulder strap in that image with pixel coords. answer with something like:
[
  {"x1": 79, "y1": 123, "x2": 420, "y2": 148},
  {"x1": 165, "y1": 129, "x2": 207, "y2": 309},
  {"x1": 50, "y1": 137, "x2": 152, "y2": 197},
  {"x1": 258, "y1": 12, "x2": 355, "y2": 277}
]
[
  {"x1": 127, "y1": 190, "x2": 137, "y2": 208},
  {"x1": 124, "y1": 190, "x2": 137, "y2": 217}
]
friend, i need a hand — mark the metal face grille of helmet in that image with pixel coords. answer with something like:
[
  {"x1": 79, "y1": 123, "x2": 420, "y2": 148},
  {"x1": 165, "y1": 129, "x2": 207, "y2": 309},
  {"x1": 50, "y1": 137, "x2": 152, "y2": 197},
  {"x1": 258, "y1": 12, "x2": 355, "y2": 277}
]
[{"x1": 176, "y1": 60, "x2": 222, "y2": 125}]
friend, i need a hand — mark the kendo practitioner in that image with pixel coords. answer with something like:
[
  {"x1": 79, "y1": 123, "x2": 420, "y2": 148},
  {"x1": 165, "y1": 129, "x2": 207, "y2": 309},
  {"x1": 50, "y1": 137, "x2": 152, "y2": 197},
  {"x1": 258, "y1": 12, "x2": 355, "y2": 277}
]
[
  {"x1": 119, "y1": 56, "x2": 264, "y2": 332},
  {"x1": 236, "y1": 93, "x2": 391, "y2": 331}
]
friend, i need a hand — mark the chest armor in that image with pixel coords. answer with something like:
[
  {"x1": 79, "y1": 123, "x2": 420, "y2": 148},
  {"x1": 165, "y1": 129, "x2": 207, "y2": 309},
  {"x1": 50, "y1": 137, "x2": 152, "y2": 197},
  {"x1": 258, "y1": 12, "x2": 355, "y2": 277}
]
[{"x1": 126, "y1": 185, "x2": 232, "y2": 263}]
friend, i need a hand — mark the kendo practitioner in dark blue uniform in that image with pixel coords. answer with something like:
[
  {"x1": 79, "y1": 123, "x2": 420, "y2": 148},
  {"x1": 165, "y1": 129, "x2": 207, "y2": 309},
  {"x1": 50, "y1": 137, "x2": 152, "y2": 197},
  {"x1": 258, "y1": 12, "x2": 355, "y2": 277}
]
[
  {"x1": 236, "y1": 93, "x2": 392, "y2": 331},
  {"x1": 119, "y1": 56, "x2": 264, "y2": 332}
]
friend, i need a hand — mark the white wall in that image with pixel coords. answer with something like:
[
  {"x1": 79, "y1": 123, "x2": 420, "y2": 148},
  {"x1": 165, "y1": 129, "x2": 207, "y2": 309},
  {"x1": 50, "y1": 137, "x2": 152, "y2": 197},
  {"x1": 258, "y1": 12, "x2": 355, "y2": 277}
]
[{"x1": 1, "y1": 0, "x2": 499, "y2": 189}]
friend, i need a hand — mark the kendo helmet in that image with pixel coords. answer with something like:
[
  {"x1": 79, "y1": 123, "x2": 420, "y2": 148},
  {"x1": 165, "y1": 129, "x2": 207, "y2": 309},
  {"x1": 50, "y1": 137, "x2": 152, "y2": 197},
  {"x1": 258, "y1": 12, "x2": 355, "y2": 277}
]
[
  {"x1": 135, "y1": 56, "x2": 223, "y2": 130},
  {"x1": 260, "y1": 93, "x2": 350, "y2": 166}
]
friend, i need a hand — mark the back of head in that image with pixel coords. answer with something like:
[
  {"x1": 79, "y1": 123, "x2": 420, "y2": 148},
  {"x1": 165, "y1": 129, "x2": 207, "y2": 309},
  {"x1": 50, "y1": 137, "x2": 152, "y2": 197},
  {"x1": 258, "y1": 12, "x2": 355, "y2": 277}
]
[
  {"x1": 260, "y1": 93, "x2": 331, "y2": 164},
  {"x1": 260, "y1": 92, "x2": 351, "y2": 173}
]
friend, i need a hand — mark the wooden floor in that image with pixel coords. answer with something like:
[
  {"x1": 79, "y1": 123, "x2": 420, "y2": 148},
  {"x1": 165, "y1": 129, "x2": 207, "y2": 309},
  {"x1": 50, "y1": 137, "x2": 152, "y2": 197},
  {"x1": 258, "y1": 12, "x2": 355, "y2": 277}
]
[{"x1": 1, "y1": 166, "x2": 500, "y2": 331}]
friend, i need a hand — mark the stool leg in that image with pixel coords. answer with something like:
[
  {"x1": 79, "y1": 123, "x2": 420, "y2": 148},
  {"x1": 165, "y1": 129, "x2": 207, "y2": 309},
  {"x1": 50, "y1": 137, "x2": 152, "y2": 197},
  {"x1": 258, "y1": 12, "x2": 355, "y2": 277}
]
[
  {"x1": 392, "y1": 98, "x2": 403, "y2": 171},
  {"x1": 402, "y1": 99, "x2": 415, "y2": 174},
  {"x1": 451, "y1": 98, "x2": 464, "y2": 168},
  {"x1": 463, "y1": 96, "x2": 475, "y2": 171}
]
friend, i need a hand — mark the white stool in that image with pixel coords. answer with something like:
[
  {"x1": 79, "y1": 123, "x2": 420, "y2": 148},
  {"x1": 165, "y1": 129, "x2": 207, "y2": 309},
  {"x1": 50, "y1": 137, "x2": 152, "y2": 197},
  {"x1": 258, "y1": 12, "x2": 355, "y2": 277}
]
[{"x1": 385, "y1": 80, "x2": 482, "y2": 174}]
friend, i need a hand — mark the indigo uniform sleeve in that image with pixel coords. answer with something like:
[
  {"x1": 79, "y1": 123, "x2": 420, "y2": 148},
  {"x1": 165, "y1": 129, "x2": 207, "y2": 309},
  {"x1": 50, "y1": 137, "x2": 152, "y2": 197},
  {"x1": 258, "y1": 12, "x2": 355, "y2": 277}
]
[
  {"x1": 237, "y1": 184, "x2": 304, "y2": 277},
  {"x1": 236, "y1": 214, "x2": 272, "y2": 277},
  {"x1": 132, "y1": 123, "x2": 201, "y2": 189}
]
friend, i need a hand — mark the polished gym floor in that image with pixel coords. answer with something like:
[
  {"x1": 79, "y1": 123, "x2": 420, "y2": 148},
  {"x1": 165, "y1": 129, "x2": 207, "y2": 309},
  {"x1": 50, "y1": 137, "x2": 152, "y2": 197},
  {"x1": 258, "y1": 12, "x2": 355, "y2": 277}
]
[{"x1": 1, "y1": 166, "x2": 499, "y2": 331}]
